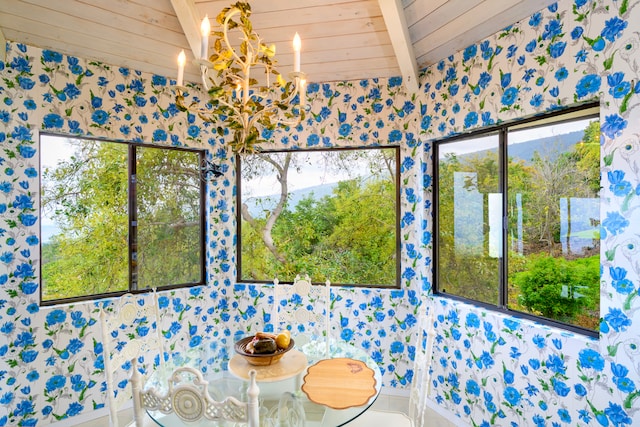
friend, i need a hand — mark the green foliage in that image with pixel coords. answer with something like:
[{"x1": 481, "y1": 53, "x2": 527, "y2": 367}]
[
  {"x1": 41, "y1": 136, "x2": 203, "y2": 301},
  {"x1": 436, "y1": 149, "x2": 501, "y2": 305},
  {"x1": 511, "y1": 255, "x2": 599, "y2": 321},
  {"x1": 241, "y1": 176, "x2": 397, "y2": 285},
  {"x1": 135, "y1": 147, "x2": 203, "y2": 288},
  {"x1": 437, "y1": 118, "x2": 601, "y2": 329},
  {"x1": 572, "y1": 120, "x2": 601, "y2": 193},
  {"x1": 239, "y1": 148, "x2": 398, "y2": 285},
  {"x1": 42, "y1": 139, "x2": 129, "y2": 300}
]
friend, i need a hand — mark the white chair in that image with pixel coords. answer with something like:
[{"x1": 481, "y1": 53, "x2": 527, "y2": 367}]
[
  {"x1": 263, "y1": 391, "x2": 306, "y2": 427},
  {"x1": 278, "y1": 392, "x2": 306, "y2": 427},
  {"x1": 131, "y1": 359, "x2": 260, "y2": 427},
  {"x1": 100, "y1": 290, "x2": 165, "y2": 427},
  {"x1": 408, "y1": 304, "x2": 436, "y2": 427},
  {"x1": 273, "y1": 274, "x2": 331, "y2": 359}
]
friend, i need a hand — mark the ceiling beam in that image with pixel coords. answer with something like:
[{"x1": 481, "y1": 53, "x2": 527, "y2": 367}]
[
  {"x1": 377, "y1": 0, "x2": 419, "y2": 93},
  {"x1": 169, "y1": 0, "x2": 204, "y2": 63}
]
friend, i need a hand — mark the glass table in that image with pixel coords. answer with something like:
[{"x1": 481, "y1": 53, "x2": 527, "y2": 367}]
[{"x1": 144, "y1": 340, "x2": 382, "y2": 426}]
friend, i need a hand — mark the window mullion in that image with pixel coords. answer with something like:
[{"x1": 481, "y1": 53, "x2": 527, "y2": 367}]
[
  {"x1": 129, "y1": 145, "x2": 138, "y2": 291},
  {"x1": 499, "y1": 128, "x2": 508, "y2": 309}
]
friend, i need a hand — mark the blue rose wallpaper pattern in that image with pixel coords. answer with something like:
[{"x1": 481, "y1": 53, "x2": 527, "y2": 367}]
[{"x1": 1, "y1": 0, "x2": 640, "y2": 425}]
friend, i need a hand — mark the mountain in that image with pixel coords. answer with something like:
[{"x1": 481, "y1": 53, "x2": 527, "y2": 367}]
[
  {"x1": 456, "y1": 130, "x2": 585, "y2": 163},
  {"x1": 508, "y1": 130, "x2": 585, "y2": 163},
  {"x1": 243, "y1": 182, "x2": 338, "y2": 218},
  {"x1": 243, "y1": 130, "x2": 586, "y2": 218}
]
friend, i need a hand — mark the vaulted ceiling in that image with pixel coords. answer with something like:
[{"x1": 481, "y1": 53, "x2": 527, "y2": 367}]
[{"x1": 1, "y1": 0, "x2": 557, "y2": 91}]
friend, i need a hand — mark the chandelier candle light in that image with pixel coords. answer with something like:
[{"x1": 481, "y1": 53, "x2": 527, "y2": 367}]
[{"x1": 175, "y1": 2, "x2": 307, "y2": 154}]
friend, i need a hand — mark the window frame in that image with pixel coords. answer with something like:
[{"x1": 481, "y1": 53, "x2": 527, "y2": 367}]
[
  {"x1": 433, "y1": 103, "x2": 600, "y2": 337},
  {"x1": 39, "y1": 133, "x2": 207, "y2": 306},
  {"x1": 235, "y1": 146, "x2": 402, "y2": 288}
]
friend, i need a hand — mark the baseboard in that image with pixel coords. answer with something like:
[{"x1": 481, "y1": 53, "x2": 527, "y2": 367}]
[
  {"x1": 379, "y1": 386, "x2": 411, "y2": 398},
  {"x1": 46, "y1": 402, "x2": 134, "y2": 427},
  {"x1": 45, "y1": 407, "x2": 111, "y2": 427},
  {"x1": 424, "y1": 398, "x2": 470, "y2": 427}
]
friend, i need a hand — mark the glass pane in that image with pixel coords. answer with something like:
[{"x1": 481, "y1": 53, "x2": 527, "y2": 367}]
[
  {"x1": 239, "y1": 148, "x2": 398, "y2": 286},
  {"x1": 437, "y1": 134, "x2": 501, "y2": 305},
  {"x1": 136, "y1": 147, "x2": 203, "y2": 289},
  {"x1": 41, "y1": 135, "x2": 128, "y2": 300},
  {"x1": 507, "y1": 116, "x2": 600, "y2": 330}
]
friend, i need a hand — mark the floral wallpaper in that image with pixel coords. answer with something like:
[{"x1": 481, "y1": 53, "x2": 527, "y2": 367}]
[
  {"x1": 413, "y1": 0, "x2": 640, "y2": 426},
  {"x1": 0, "y1": 0, "x2": 639, "y2": 426}
]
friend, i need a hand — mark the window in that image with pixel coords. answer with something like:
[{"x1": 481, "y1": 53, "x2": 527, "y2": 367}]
[
  {"x1": 40, "y1": 134, "x2": 205, "y2": 304},
  {"x1": 435, "y1": 105, "x2": 600, "y2": 334},
  {"x1": 237, "y1": 147, "x2": 400, "y2": 287}
]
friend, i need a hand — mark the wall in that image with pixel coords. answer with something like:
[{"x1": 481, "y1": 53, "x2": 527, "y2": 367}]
[
  {"x1": 1, "y1": 0, "x2": 639, "y2": 426},
  {"x1": 0, "y1": 20, "x2": 423, "y2": 427},
  {"x1": 410, "y1": 0, "x2": 640, "y2": 425}
]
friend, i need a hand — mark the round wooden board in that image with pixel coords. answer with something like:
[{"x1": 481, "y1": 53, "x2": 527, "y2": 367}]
[{"x1": 301, "y1": 358, "x2": 377, "y2": 409}]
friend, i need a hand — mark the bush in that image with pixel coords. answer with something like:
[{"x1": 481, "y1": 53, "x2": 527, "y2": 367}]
[{"x1": 511, "y1": 255, "x2": 599, "y2": 323}]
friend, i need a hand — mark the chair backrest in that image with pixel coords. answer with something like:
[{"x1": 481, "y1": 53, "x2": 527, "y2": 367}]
[
  {"x1": 273, "y1": 274, "x2": 331, "y2": 359},
  {"x1": 275, "y1": 392, "x2": 306, "y2": 427},
  {"x1": 100, "y1": 289, "x2": 165, "y2": 427},
  {"x1": 408, "y1": 304, "x2": 435, "y2": 427},
  {"x1": 131, "y1": 359, "x2": 260, "y2": 427}
]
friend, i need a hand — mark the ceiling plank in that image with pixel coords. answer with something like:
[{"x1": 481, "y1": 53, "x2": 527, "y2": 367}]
[
  {"x1": 0, "y1": 9, "x2": 195, "y2": 81},
  {"x1": 0, "y1": 27, "x2": 5, "y2": 62},
  {"x1": 197, "y1": 1, "x2": 382, "y2": 29},
  {"x1": 195, "y1": 0, "x2": 369, "y2": 14},
  {"x1": 404, "y1": 0, "x2": 447, "y2": 27},
  {"x1": 31, "y1": 0, "x2": 183, "y2": 31},
  {"x1": 169, "y1": 0, "x2": 204, "y2": 63},
  {"x1": 414, "y1": 0, "x2": 556, "y2": 68},
  {"x1": 8, "y1": 0, "x2": 186, "y2": 54},
  {"x1": 378, "y1": 0, "x2": 419, "y2": 92},
  {"x1": 409, "y1": 0, "x2": 483, "y2": 42}
]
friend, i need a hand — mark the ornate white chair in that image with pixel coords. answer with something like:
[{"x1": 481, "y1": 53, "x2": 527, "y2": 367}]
[
  {"x1": 99, "y1": 290, "x2": 165, "y2": 427},
  {"x1": 273, "y1": 274, "x2": 331, "y2": 360},
  {"x1": 131, "y1": 359, "x2": 260, "y2": 427}
]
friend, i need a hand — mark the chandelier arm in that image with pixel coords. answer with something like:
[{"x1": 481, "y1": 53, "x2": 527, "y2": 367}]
[
  {"x1": 200, "y1": 66, "x2": 210, "y2": 91},
  {"x1": 220, "y1": 6, "x2": 277, "y2": 96},
  {"x1": 191, "y1": 90, "x2": 244, "y2": 125},
  {"x1": 244, "y1": 75, "x2": 302, "y2": 107},
  {"x1": 245, "y1": 98, "x2": 303, "y2": 132},
  {"x1": 282, "y1": 79, "x2": 303, "y2": 104},
  {"x1": 216, "y1": 95, "x2": 244, "y2": 120},
  {"x1": 221, "y1": 8, "x2": 245, "y2": 67}
]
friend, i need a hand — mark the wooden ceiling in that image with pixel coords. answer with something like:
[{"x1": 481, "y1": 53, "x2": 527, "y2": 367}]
[{"x1": 1, "y1": 0, "x2": 557, "y2": 89}]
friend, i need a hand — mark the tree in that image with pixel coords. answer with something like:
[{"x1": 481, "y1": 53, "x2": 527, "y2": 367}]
[
  {"x1": 239, "y1": 148, "x2": 398, "y2": 284},
  {"x1": 240, "y1": 152, "x2": 292, "y2": 264},
  {"x1": 41, "y1": 136, "x2": 203, "y2": 300},
  {"x1": 437, "y1": 117, "x2": 601, "y2": 329},
  {"x1": 42, "y1": 139, "x2": 129, "y2": 299},
  {"x1": 437, "y1": 150, "x2": 501, "y2": 305}
]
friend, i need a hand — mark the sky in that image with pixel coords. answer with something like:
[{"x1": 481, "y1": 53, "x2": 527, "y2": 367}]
[
  {"x1": 438, "y1": 117, "x2": 596, "y2": 157},
  {"x1": 242, "y1": 150, "x2": 376, "y2": 198}
]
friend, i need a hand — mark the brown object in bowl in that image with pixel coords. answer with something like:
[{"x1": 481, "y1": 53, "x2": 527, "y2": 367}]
[{"x1": 234, "y1": 336, "x2": 295, "y2": 366}]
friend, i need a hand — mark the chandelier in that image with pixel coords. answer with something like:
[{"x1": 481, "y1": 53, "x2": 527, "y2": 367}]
[{"x1": 175, "y1": 2, "x2": 306, "y2": 154}]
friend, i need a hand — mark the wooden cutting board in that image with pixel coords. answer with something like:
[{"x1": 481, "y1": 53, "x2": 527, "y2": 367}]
[{"x1": 301, "y1": 358, "x2": 377, "y2": 409}]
